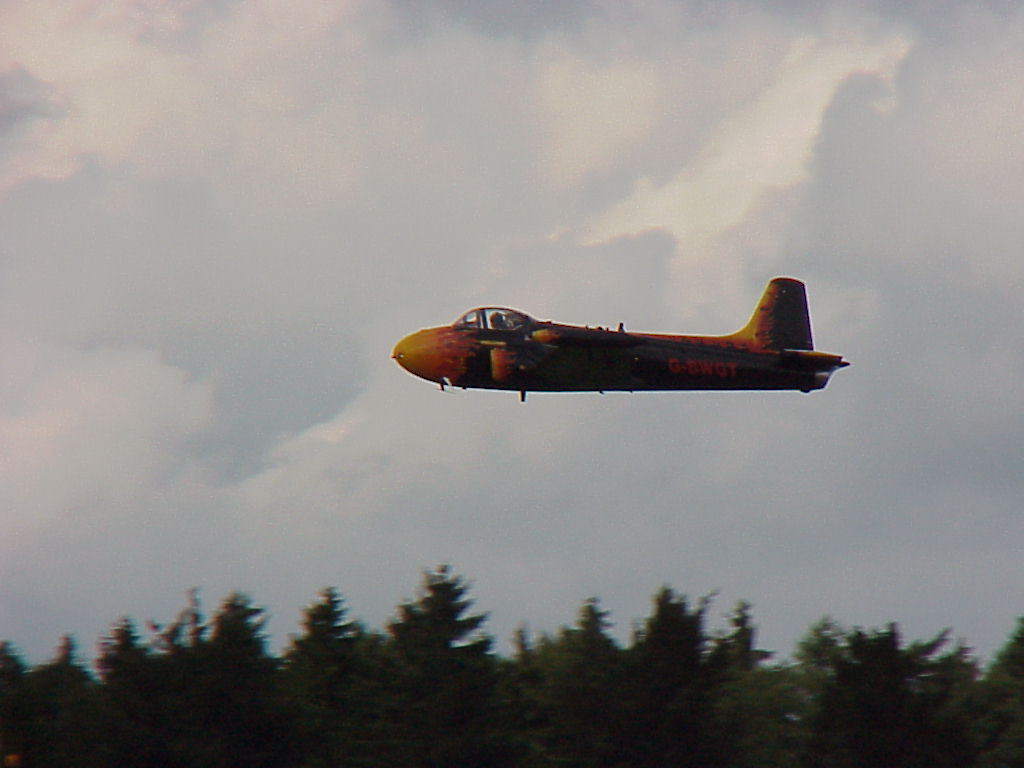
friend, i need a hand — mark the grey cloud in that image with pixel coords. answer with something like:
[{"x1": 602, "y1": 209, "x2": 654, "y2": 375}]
[
  {"x1": 387, "y1": 0, "x2": 599, "y2": 39},
  {"x1": 0, "y1": 69, "x2": 57, "y2": 135},
  {"x1": 1, "y1": 0, "x2": 1023, "y2": 665}
]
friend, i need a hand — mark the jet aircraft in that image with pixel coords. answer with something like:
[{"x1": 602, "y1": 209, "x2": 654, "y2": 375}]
[{"x1": 392, "y1": 277, "x2": 848, "y2": 400}]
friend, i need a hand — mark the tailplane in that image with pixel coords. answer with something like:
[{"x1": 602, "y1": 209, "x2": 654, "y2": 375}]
[{"x1": 729, "y1": 277, "x2": 813, "y2": 351}]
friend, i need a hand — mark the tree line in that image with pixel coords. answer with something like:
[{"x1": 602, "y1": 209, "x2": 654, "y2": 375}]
[{"x1": 2, "y1": 564, "x2": 1024, "y2": 767}]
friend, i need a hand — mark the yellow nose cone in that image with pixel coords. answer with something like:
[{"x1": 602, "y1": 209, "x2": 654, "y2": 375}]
[{"x1": 392, "y1": 328, "x2": 446, "y2": 383}]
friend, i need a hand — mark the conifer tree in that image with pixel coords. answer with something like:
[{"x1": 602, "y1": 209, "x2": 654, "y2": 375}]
[
  {"x1": 498, "y1": 627, "x2": 547, "y2": 766},
  {"x1": 0, "y1": 642, "x2": 28, "y2": 768},
  {"x1": 192, "y1": 593, "x2": 288, "y2": 768},
  {"x1": 528, "y1": 597, "x2": 629, "y2": 767},
  {"x1": 969, "y1": 617, "x2": 1024, "y2": 767},
  {"x1": 627, "y1": 588, "x2": 718, "y2": 768},
  {"x1": 96, "y1": 618, "x2": 167, "y2": 768},
  {"x1": 385, "y1": 565, "x2": 510, "y2": 768},
  {"x1": 19, "y1": 636, "x2": 110, "y2": 768},
  {"x1": 98, "y1": 591, "x2": 289, "y2": 768},
  {"x1": 282, "y1": 587, "x2": 364, "y2": 767},
  {"x1": 806, "y1": 623, "x2": 976, "y2": 768},
  {"x1": 709, "y1": 604, "x2": 806, "y2": 768}
]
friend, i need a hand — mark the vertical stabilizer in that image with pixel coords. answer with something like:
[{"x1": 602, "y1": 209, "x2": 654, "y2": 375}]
[{"x1": 731, "y1": 278, "x2": 813, "y2": 350}]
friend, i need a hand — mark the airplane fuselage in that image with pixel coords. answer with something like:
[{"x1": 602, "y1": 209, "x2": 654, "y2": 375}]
[
  {"x1": 393, "y1": 280, "x2": 847, "y2": 397},
  {"x1": 392, "y1": 279, "x2": 848, "y2": 398}
]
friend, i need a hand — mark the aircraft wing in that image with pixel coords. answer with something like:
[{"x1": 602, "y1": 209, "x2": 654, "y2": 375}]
[{"x1": 529, "y1": 324, "x2": 643, "y2": 347}]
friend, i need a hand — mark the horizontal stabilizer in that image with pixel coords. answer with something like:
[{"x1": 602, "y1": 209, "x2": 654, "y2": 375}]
[{"x1": 780, "y1": 349, "x2": 849, "y2": 372}]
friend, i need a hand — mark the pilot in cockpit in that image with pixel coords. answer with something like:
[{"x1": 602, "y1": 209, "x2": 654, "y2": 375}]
[
  {"x1": 486, "y1": 309, "x2": 527, "y2": 331},
  {"x1": 456, "y1": 308, "x2": 529, "y2": 331}
]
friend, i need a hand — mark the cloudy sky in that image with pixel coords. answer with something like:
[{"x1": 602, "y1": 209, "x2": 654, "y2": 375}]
[{"x1": 2, "y1": 0, "x2": 1023, "y2": 665}]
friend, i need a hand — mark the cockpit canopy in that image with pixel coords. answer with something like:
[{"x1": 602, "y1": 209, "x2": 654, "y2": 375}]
[{"x1": 454, "y1": 308, "x2": 532, "y2": 331}]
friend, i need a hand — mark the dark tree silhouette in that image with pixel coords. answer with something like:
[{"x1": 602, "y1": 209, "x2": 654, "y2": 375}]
[
  {"x1": 385, "y1": 564, "x2": 512, "y2": 768},
  {"x1": 5, "y1": 568, "x2": 1024, "y2": 768},
  {"x1": 806, "y1": 623, "x2": 976, "y2": 768}
]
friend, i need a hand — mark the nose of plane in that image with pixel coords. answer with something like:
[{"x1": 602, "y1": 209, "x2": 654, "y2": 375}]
[{"x1": 392, "y1": 329, "x2": 446, "y2": 383}]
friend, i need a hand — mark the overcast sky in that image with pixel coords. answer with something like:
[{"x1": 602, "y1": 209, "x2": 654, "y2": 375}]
[{"x1": 2, "y1": 0, "x2": 1023, "y2": 665}]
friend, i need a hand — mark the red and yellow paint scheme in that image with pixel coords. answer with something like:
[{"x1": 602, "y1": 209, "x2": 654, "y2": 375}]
[{"x1": 392, "y1": 277, "x2": 848, "y2": 401}]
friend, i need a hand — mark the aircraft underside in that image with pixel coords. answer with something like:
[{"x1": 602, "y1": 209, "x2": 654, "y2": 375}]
[{"x1": 452, "y1": 343, "x2": 826, "y2": 393}]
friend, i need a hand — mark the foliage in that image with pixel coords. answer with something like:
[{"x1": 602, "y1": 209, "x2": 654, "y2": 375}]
[
  {"x1": 967, "y1": 618, "x2": 1024, "y2": 767},
  {"x1": 384, "y1": 565, "x2": 512, "y2": 767},
  {"x1": 804, "y1": 623, "x2": 976, "y2": 768},
  {"x1": 1, "y1": 566, "x2": 1023, "y2": 768}
]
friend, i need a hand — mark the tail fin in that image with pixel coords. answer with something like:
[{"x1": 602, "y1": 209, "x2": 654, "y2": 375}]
[{"x1": 731, "y1": 277, "x2": 813, "y2": 351}]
